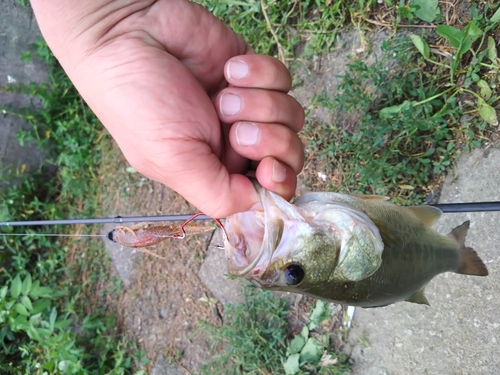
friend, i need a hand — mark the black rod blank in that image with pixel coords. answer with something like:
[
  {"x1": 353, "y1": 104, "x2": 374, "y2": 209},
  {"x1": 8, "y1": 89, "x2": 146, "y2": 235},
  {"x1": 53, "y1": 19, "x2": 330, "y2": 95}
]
[{"x1": 430, "y1": 202, "x2": 500, "y2": 213}]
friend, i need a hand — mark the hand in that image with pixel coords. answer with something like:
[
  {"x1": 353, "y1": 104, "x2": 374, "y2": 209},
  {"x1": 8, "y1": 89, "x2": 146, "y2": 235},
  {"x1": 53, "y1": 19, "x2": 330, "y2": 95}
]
[{"x1": 31, "y1": 0, "x2": 304, "y2": 218}]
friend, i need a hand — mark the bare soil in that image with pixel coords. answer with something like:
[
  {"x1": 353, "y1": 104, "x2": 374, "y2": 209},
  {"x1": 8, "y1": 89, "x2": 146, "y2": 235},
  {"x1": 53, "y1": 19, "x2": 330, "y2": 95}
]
[
  {"x1": 95, "y1": 147, "x2": 220, "y2": 372},
  {"x1": 94, "y1": 146, "x2": 348, "y2": 373}
]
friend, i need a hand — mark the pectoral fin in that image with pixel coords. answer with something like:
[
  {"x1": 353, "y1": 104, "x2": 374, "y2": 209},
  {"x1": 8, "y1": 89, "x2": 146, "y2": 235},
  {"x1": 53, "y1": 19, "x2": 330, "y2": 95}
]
[{"x1": 406, "y1": 289, "x2": 430, "y2": 306}]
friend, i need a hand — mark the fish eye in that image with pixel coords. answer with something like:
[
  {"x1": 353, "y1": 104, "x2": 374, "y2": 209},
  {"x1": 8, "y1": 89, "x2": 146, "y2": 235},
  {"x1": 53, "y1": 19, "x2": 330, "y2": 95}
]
[{"x1": 284, "y1": 263, "x2": 305, "y2": 286}]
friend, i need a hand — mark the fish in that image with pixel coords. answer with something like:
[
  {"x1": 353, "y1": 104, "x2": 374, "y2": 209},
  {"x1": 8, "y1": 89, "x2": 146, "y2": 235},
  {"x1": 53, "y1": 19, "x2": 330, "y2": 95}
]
[{"x1": 223, "y1": 184, "x2": 488, "y2": 308}]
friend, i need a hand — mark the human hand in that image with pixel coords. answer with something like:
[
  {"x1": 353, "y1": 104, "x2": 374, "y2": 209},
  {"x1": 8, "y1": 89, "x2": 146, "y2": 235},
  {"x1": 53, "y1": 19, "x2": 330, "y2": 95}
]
[{"x1": 31, "y1": 0, "x2": 304, "y2": 218}]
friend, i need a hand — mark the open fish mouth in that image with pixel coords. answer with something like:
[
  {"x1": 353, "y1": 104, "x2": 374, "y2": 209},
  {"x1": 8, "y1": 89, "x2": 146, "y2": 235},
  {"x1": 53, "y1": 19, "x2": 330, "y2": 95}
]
[
  {"x1": 224, "y1": 209, "x2": 268, "y2": 277},
  {"x1": 224, "y1": 184, "x2": 302, "y2": 278},
  {"x1": 224, "y1": 184, "x2": 387, "y2": 285}
]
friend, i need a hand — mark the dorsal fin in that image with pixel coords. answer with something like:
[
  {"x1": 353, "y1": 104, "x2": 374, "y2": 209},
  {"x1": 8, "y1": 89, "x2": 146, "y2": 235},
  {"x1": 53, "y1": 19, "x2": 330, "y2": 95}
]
[
  {"x1": 406, "y1": 205, "x2": 442, "y2": 226},
  {"x1": 449, "y1": 220, "x2": 469, "y2": 245},
  {"x1": 351, "y1": 194, "x2": 389, "y2": 201}
]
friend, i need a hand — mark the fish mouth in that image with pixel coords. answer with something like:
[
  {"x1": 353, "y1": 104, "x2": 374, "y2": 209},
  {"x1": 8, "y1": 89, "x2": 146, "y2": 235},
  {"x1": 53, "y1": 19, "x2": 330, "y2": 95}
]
[{"x1": 224, "y1": 184, "x2": 302, "y2": 278}]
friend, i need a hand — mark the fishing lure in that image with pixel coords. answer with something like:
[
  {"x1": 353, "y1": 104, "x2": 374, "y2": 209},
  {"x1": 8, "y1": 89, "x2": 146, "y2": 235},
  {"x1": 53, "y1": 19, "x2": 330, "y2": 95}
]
[{"x1": 107, "y1": 213, "x2": 225, "y2": 258}]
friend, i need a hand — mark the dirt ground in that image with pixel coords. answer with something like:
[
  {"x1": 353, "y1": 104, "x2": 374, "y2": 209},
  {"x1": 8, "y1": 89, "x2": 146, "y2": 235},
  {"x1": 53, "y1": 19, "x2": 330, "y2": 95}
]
[
  {"x1": 96, "y1": 145, "x2": 347, "y2": 373},
  {"x1": 96, "y1": 152, "x2": 219, "y2": 372}
]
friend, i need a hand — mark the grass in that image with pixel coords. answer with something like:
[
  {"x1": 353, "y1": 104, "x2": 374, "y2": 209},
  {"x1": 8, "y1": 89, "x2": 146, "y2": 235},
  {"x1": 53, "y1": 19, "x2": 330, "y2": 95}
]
[
  {"x1": 1, "y1": 0, "x2": 499, "y2": 373},
  {"x1": 197, "y1": 0, "x2": 377, "y2": 62},
  {"x1": 199, "y1": 286, "x2": 289, "y2": 374},
  {"x1": 302, "y1": 10, "x2": 499, "y2": 203},
  {"x1": 1, "y1": 37, "x2": 147, "y2": 373},
  {"x1": 198, "y1": 285, "x2": 350, "y2": 375},
  {"x1": 197, "y1": 0, "x2": 499, "y2": 205}
]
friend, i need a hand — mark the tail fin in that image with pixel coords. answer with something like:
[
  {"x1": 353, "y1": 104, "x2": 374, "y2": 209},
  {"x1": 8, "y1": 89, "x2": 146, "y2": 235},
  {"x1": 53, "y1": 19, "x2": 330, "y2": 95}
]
[{"x1": 450, "y1": 221, "x2": 488, "y2": 276}]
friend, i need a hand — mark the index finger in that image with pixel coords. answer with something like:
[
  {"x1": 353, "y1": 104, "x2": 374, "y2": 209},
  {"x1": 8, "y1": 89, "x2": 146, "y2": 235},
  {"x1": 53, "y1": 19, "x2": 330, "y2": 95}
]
[{"x1": 224, "y1": 55, "x2": 292, "y2": 93}]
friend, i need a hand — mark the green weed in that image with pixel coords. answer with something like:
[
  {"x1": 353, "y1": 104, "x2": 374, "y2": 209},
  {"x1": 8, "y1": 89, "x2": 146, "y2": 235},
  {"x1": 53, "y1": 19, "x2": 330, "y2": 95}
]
[
  {"x1": 0, "y1": 36, "x2": 142, "y2": 373},
  {"x1": 282, "y1": 300, "x2": 350, "y2": 375},
  {"x1": 305, "y1": 27, "x2": 498, "y2": 203},
  {"x1": 199, "y1": 286, "x2": 349, "y2": 375},
  {"x1": 197, "y1": 0, "x2": 380, "y2": 60},
  {"x1": 199, "y1": 287, "x2": 289, "y2": 374},
  {"x1": 384, "y1": 0, "x2": 440, "y2": 24},
  {"x1": 409, "y1": 7, "x2": 500, "y2": 126}
]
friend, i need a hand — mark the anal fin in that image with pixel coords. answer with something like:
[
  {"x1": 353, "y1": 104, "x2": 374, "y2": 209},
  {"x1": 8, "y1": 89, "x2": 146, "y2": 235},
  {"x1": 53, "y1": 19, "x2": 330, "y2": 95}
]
[{"x1": 406, "y1": 289, "x2": 430, "y2": 306}]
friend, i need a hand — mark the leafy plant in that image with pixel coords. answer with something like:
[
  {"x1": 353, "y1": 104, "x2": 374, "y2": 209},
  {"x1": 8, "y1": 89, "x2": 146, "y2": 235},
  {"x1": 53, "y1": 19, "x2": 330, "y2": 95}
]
[
  {"x1": 283, "y1": 301, "x2": 349, "y2": 375},
  {"x1": 411, "y1": 0, "x2": 440, "y2": 23},
  {"x1": 395, "y1": 1, "x2": 421, "y2": 22},
  {"x1": 199, "y1": 286, "x2": 349, "y2": 375},
  {"x1": 199, "y1": 286, "x2": 289, "y2": 374},
  {"x1": 1, "y1": 35, "x2": 142, "y2": 373},
  {"x1": 376, "y1": 0, "x2": 440, "y2": 24},
  {"x1": 409, "y1": 14, "x2": 499, "y2": 125},
  {"x1": 0, "y1": 270, "x2": 143, "y2": 374}
]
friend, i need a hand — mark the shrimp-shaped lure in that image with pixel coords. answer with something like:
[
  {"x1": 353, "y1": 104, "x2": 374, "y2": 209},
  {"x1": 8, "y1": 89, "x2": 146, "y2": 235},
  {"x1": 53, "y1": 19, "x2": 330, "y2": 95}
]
[{"x1": 107, "y1": 213, "x2": 224, "y2": 249}]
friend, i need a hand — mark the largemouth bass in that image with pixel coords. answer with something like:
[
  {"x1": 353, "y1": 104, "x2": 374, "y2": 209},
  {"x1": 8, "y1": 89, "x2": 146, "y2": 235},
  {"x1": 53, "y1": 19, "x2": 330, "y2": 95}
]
[{"x1": 223, "y1": 185, "x2": 488, "y2": 308}]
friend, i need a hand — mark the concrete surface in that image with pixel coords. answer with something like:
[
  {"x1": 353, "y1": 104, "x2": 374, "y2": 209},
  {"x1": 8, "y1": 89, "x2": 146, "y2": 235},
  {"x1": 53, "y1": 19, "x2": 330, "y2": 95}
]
[
  {"x1": 0, "y1": 1, "x2": 47, "y2": 174},
  {"x1": 150, "y1": 354, "x2": 185, "y2": 375},
  {"x1": 102, "y1": 223, "x2": 140, "y2": 289},
  {"x1": 347, "y1": 147, "x2": 500, "y2": 375},
  {"x1": 198, "y1": 228, "x2": 244, "y2": 305}
]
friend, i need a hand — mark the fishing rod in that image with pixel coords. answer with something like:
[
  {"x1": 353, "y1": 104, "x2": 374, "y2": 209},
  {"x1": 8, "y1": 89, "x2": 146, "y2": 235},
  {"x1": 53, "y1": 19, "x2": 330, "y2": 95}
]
[
  {"x1": 431, "y1": 201, "x2": 500, "y2": 213},
  {"x1": 0, "y1": 213, "x2": 216, "y2": 248},
  {"x1": 0, "y1": 201, "x2": 498, "y2": 250},
  {"x1": 0, "y1": 214, "x2": 211, "y2": 227},
  {"x1": 0, "y1": 201, "x2": 499, "y2": 228}
]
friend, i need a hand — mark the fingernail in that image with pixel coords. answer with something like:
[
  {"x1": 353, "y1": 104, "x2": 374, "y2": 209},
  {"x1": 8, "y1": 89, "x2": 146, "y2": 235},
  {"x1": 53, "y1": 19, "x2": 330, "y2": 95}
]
[
  {"x1": 235, "y1": 122, "x2": 259, "y2": 146},
  {"x1": 272, "y1": 160, "x2": 287, "y2": 183},
  {"x1": 227, "y1": 60, "x2": 248, "y2": 80},
  {"x1": 220, "y1": 93, "x2": 241, "y2": 116}
]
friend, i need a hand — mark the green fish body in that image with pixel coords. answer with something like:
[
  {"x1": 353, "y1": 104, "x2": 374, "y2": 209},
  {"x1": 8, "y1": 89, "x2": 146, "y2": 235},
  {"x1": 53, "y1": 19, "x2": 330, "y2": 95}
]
[{"x1": 224, "y1": 186, "x2": 488, "y2": 308}]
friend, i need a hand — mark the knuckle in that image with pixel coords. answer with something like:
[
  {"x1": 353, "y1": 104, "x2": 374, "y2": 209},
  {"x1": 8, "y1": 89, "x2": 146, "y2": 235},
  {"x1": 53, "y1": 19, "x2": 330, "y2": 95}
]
[
  {"x1": 275, "y1": 130, "x2": 294, "y2": 155},
  {"x1": 259, "y1": 92, "x2": 280, "y2": 121},
  {"x1": 277, "y1": 132, "x2": 304, "y2": 173}
]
